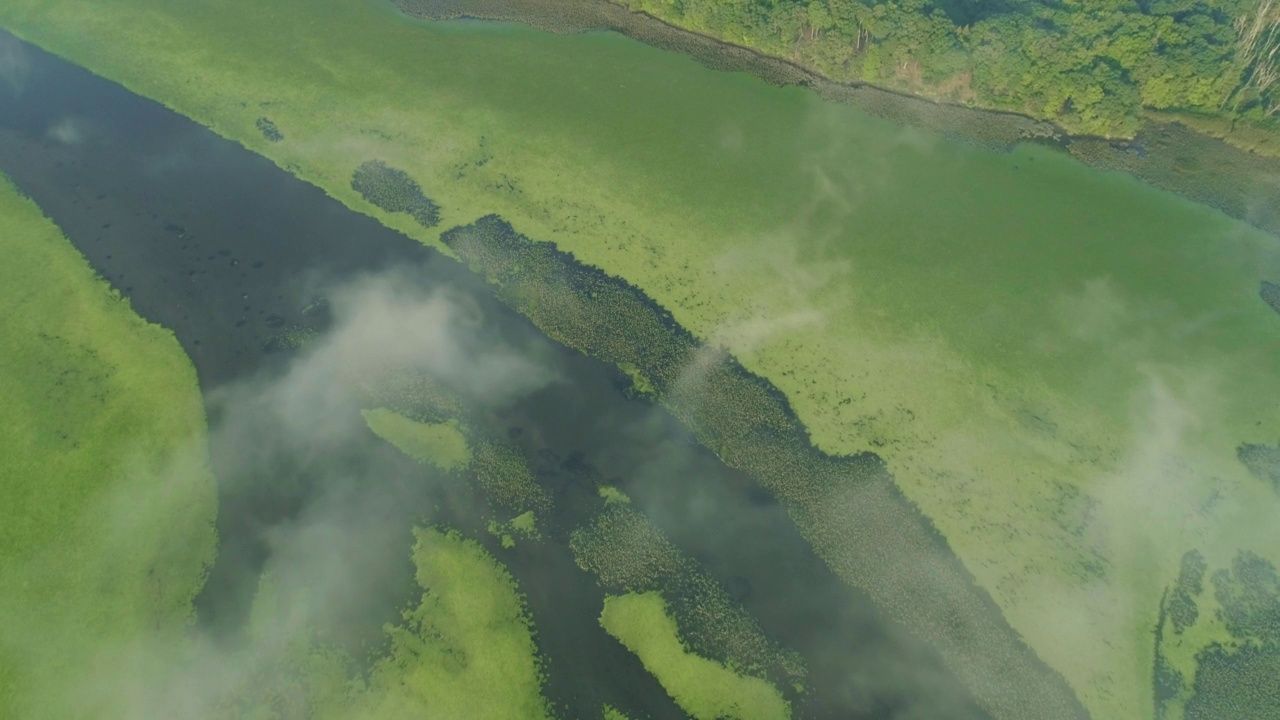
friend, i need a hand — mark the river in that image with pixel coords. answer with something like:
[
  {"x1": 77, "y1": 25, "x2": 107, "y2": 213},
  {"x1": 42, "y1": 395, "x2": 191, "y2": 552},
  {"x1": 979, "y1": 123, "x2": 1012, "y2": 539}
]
[{"x1": 0, "y1": 29, "x2": 993, "y2": 719}]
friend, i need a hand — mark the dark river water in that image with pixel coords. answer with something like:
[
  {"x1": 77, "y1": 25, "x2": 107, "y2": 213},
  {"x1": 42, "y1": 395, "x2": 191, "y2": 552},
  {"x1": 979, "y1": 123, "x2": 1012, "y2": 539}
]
[{"x1": 0, "y1": 30, "x2": 989, "y2": 720}]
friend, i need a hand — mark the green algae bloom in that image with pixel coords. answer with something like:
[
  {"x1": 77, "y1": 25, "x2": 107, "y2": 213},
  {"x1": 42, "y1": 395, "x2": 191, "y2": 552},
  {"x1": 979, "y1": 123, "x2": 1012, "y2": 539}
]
[
  {"x1": 600, "y1": 592, "x2": 790, "y2": 720},
  {"x1": 362, "y1": 407, "x2": 473, "y2": 471}
]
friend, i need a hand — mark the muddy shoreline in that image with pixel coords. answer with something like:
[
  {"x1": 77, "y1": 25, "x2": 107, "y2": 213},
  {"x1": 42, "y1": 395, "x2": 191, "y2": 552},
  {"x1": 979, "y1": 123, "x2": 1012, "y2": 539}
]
[{"x1": 396, "y1": 0, "x2": 1280, "y2": 239}]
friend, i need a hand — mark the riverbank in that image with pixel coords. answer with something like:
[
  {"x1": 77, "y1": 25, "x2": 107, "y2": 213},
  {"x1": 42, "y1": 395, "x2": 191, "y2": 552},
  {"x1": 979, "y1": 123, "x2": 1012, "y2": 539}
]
[{"x1": 398, "y1": 0, "x2": 1280, "y2": 240}]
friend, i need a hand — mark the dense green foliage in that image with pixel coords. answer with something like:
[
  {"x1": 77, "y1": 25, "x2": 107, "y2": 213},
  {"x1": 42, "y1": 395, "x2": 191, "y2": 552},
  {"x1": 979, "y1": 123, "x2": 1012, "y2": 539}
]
[
  {"x1": 1183, "y1": 644, "x2": 1280, "y2": 720},
  {"x1": 1154, "y1": 549, "x2": 1280, "y2": 719},
  {"x1": 0, "y1": 176, "x2": 217, "y2": 718},
  {"x1": 621, "y1": 0, "x2": 1280, "y2": 136},
  {"x1": 350, "y1": 160, "x2": 440, "y2": 227}
]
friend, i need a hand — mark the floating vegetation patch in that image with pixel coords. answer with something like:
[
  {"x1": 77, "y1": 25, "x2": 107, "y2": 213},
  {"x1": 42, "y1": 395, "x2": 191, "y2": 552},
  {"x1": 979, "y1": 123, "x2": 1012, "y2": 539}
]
[
  {"x1": 597, "y1": 484, "x2": 631, "y2": 506},
  {"x1": 259, "y1": 298, "x2": 329, "y2": 354},
  {"x1": 348, "y1": 527, "x2": 553, "y2": 719},
  {"x1": 1261, "y1": 280, "x2": 1280, "y2": 317},
  {"x1": 0, "y1": 175, "x2": 216, "y2": 718},
  {"x1": 1183, "y1": 643, "x2": 1280, "y2": 720},
  {"x1": 1212, "y1": 551, "x2": 1280, "y2": 645},
  {"x1": 572, "y1": 505, "x2": 805, "y2": 687},
  {"x1": 362, "y1": 407, "x2": 473, "y2": 471},
  {"x1": 260, "y1": 324, "x2": 319, "y2": 354},
  {"x1": 255, "y1": 116, "x2": 282, "y2": 142},
  {"x1": 361, "y1": 368, "x2": 468, "y2": 422},
  {"x1": 350, "y1": 160, "x2": 440, "y2": 228},
  {"x1": 1237, "y1": 442, "x2": 1280, "y2": 492},
  {"x1": 442, "y1": 214, "x2": 1087, "y2": 720},
  {"x1": 1153, "y1": 549, "x2": 1280, "y2": 719},
  {"x1": 488, "y1": 510, "x2": 539, "y2": 549},
  {"x1": 473, "y1": 438, "x2": 552, "y2": 518},
  {"x1": 599, "y1": 591, "x2": 791, "y2": 720},
  {"x1": 358, "y1": 366, "x2": 551, "y2": 519},
  {"x1": 1169, "y1": 550, "x2": 1208, "y2": 635},
  {"x1": 221, "y1": 528, "x2": 554, "y2": 719},
  {"x1": 601, "y1": 704, "x2": 632, "y2": 720}
]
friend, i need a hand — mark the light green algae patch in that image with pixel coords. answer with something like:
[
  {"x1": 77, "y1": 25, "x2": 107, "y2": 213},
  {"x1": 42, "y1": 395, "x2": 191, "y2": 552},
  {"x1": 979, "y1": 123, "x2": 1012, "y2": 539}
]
[
  {"x1": 601, "y1": 704, "x2": 633, "y2": 720},
  {"x1": 509, "y1": 509, "x2": 537, "y2": 535},
  {"x1": 6, "y1": 2, "x2": 1280, "y2": 716},
  {"x1": 0, "y1": 175, "x2": 217, "y2": 718},
  {"x1": 600, "y1": 592, "x2": 790, "y2": 720},
  {"x1": 341, "y1": 528, "x2": 552, "y2": 720},
  {"x1": 597, "y1": 485, "x2": 631, "y2": 506},
  {"x1": 616, "y1": 361, "x2": 655, "y2": 398},
  {"x1": 362, "y1": 407, "x2": 472, "y2": 471},
  {"x1": 218, "y1": 528, "x2": 553, "y2": 720},
  {"x1": 572, "y1": 505, "x2": 805, "y2": 685},
  {"x1": 488, "y1": 510, "x2": 539, "y2": 549}
]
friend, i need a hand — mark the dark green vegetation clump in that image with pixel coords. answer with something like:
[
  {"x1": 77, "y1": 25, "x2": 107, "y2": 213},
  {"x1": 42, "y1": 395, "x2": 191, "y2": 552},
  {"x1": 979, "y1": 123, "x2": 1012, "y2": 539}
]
[
  {"x1": 572, "y1": 505, "x2": 806, "y2": 686},
  {"x1": 1212, "y1": 551, "x2": 1280, "y2": 644},
  {"x1": 1261, "y1": 280, "x2": 1280, "y2": 316},
  {"x1": 1183, "y1": 644, "x2": 1280, "y2": 720},
  {"x1": 1170, "y1": 550, "x2": 1208, "y2": 634},
  {"x1": 1154, "y1": 549, "x2": 1280, "y2": 719},
  {"x1": 256, "y1": 116, "x2": 283, "y2": 142},
  {"x1": 259, "y1": 297, "x2": 330, "y2": 354},
  {"x1": 1237, "y1": 441, "x2": 1280, "y2": 490},
  {"x1": 442, "y1": 215, "x2": 1089, "y2": 720},
  {"x1": 360, "y1": 368, "x2": 551, "y2": 519},
  {"x1": 472, "y1": 438, "x2": 553, "y2": 518},
  {"x1": 350, "y1": 160, "x2": 440, "y2": 228}
]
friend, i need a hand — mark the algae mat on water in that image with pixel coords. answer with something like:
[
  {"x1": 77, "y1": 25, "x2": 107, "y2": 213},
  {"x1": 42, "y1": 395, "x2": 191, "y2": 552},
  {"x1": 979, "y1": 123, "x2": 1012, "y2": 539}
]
[
  {"x1": 4, "y1": 2, "x2": 1280, "y2": 717},
  {"x1": 214, "y1": 527, "x2": 554, "y2": 719},
  {"x1": 0, "y1": 174, "x2": 217, "y2": 718},
  {"x1": 361, "y1": 407, "x2": 473, "y2": 471},
  {"x1": 600, "y1": 591, "x2": 791, "y2": 720}
]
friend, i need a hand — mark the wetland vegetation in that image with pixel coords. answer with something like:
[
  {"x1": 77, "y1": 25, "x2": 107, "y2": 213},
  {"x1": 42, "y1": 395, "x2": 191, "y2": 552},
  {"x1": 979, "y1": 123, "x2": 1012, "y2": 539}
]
[
  {"x1": 599, "y1": 591, "x2": 792, "y2": 720},
  {"x1": 0, "y1": 174, "x2": 217, "y2": 718},
  {"x1": 3, "y1": 1, "x2": 1280, "y2": 719}
]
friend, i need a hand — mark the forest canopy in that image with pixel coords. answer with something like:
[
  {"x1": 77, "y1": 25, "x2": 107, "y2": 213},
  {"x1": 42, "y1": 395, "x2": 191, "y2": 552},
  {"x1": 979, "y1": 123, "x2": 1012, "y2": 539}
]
[{"x1": 620, "y1": 0, "x2": 1280, "y2": 137}]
